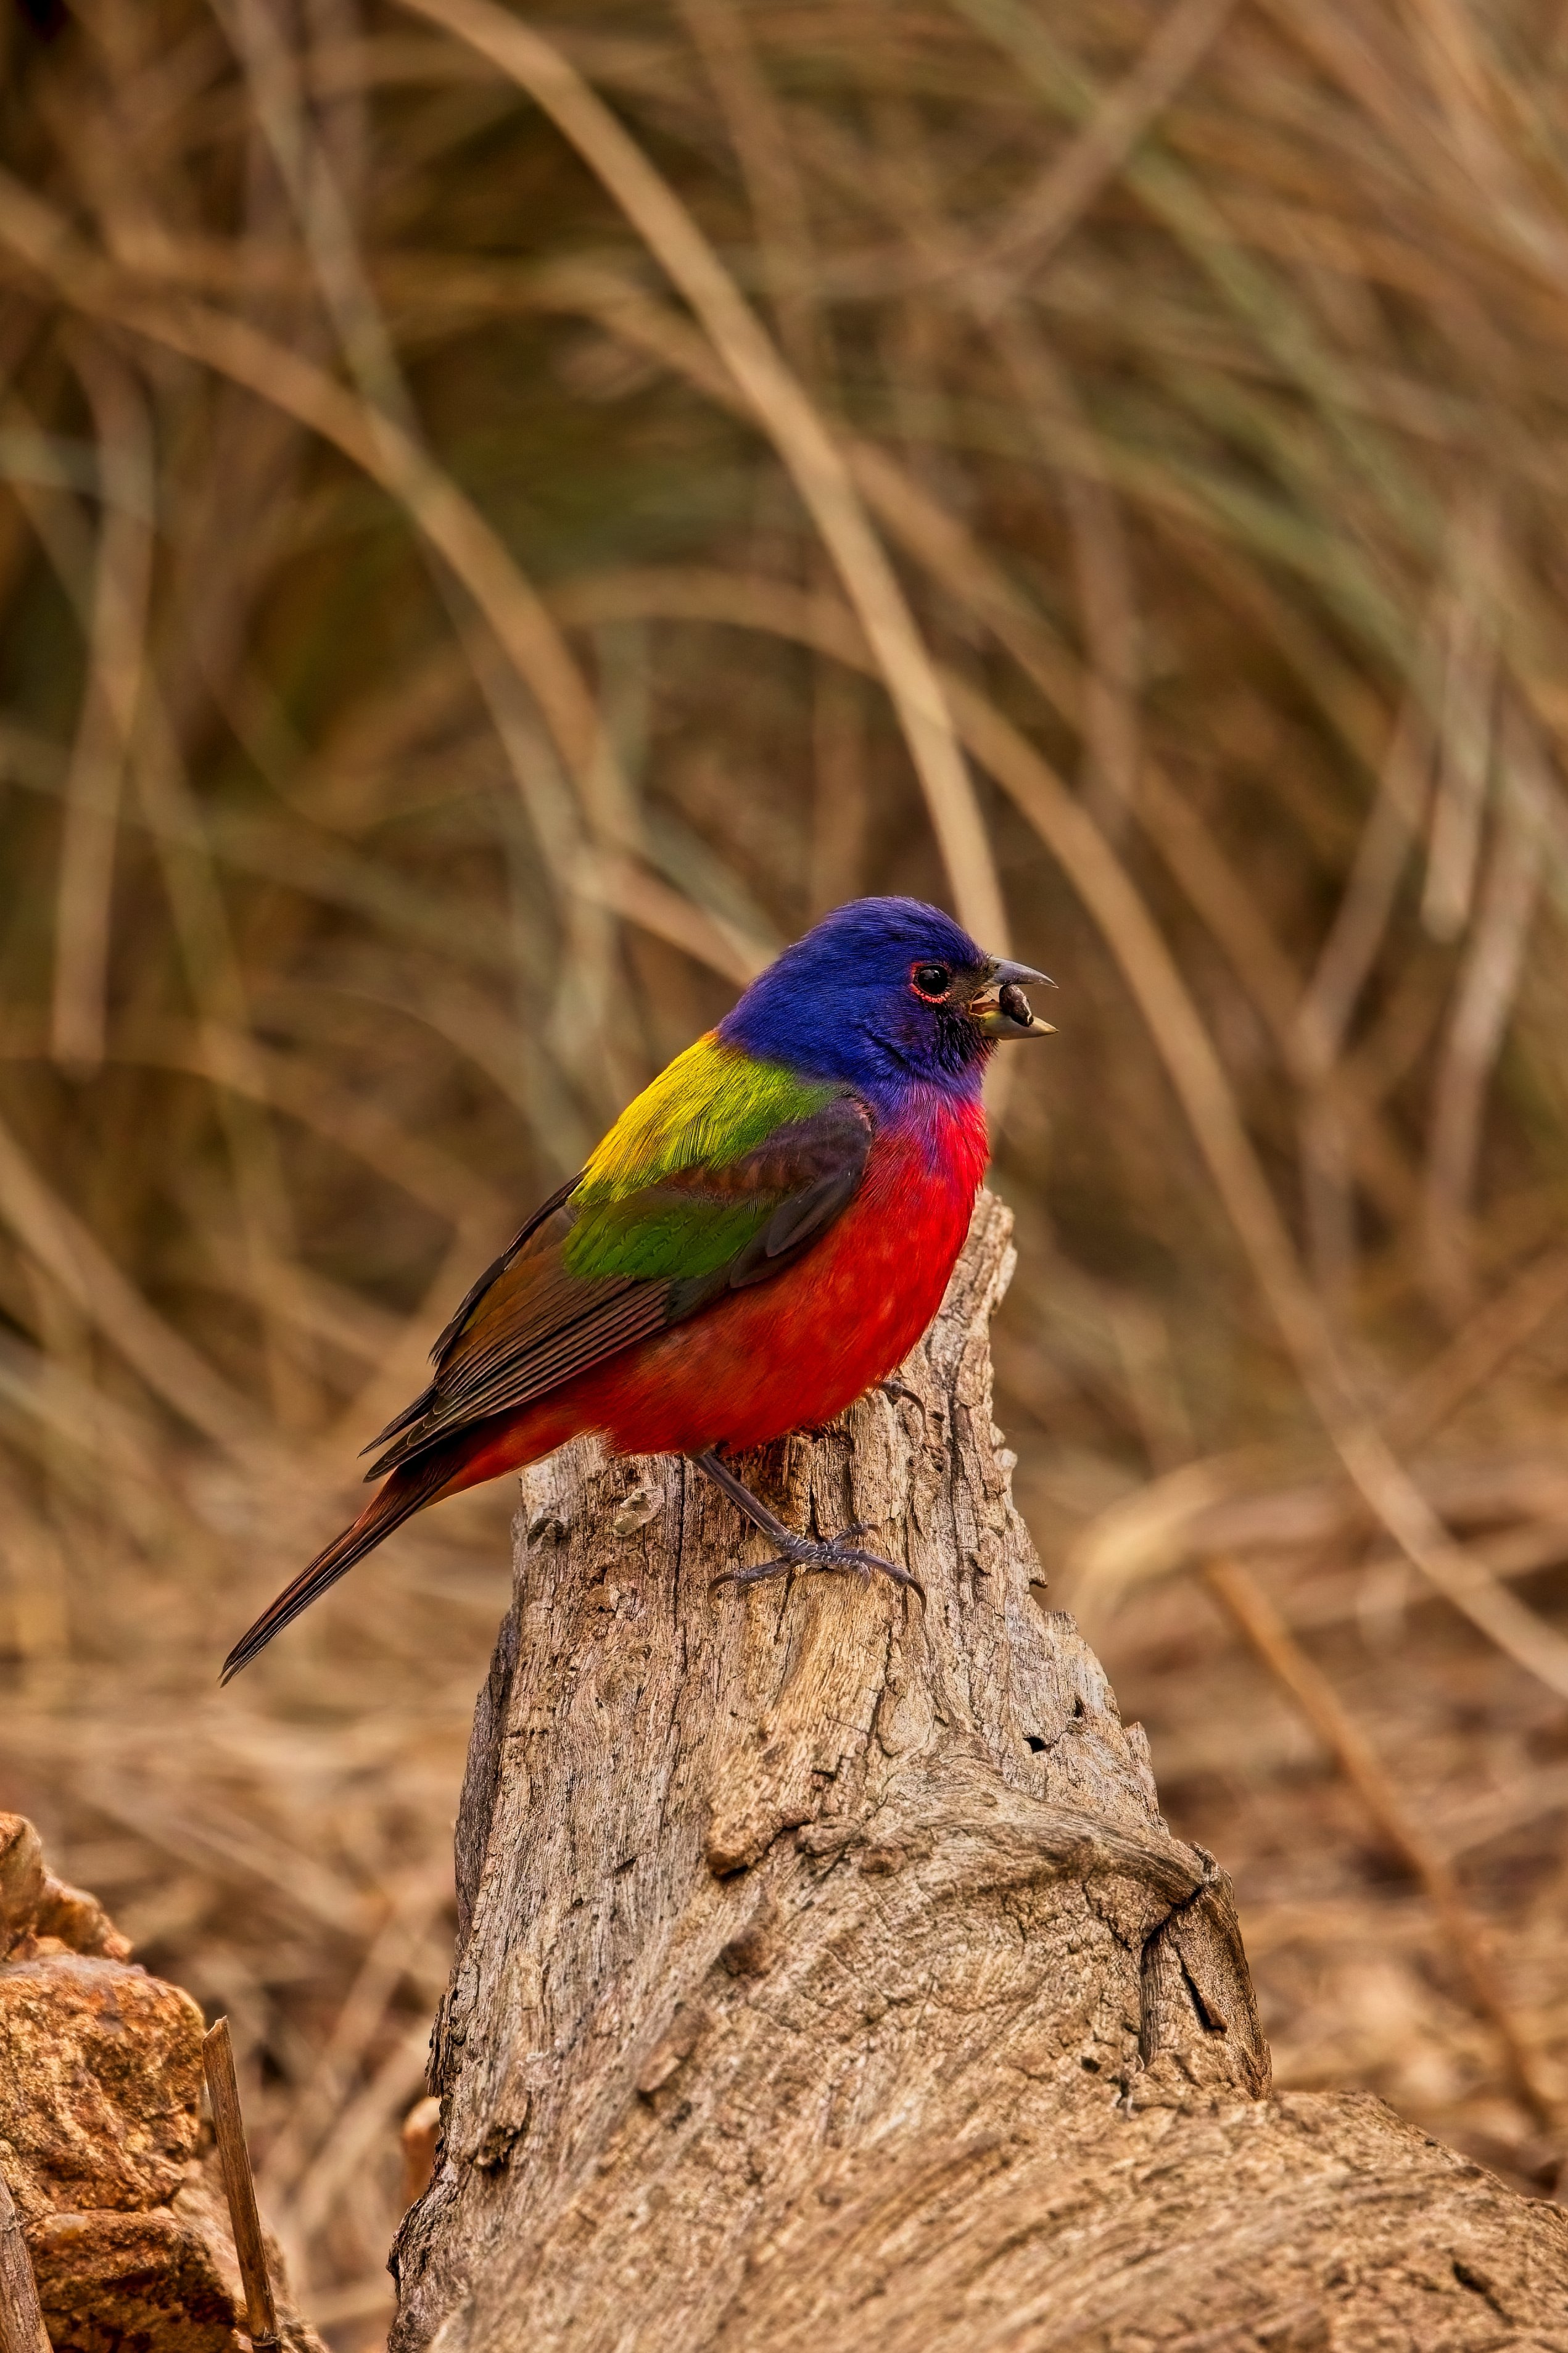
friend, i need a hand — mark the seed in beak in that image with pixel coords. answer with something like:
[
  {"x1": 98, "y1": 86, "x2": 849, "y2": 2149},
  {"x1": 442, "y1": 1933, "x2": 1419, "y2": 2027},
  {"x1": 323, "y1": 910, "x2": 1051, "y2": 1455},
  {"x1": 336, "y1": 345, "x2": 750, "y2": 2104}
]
[{"x1": 998, "y1": 981, "x2": 1034, "y2": 1029}]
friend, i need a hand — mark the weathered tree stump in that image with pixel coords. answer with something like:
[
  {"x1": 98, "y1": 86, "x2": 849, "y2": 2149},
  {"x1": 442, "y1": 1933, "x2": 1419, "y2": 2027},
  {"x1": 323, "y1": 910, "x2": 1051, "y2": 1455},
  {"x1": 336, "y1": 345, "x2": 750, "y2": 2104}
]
[{"x1": 392, "y1": 1196, "x2": 1568, "y2": 2351}]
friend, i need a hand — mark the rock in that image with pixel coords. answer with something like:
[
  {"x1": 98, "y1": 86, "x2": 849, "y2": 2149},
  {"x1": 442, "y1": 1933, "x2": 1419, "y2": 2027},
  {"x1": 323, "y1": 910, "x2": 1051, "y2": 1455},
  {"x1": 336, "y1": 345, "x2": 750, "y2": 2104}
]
[
  {"x1": 0, "y1": 1817, "x2": 331, "y2": 2351},
  {"x1": 0, "y1": 1817, "x2": 46, "y2": 1951},
  {"x1": 17, "y1": 2178, "x2": 330, "y2": 2353},
  {"x1": 172, "y1": 2162, "x2": 327, "y2": 2353},
  {"x1": 0, "y1": 1954, "x2": 204, "y2": 2220},
  {"x1": 0, "y1": 1814, "x2": 328, "y2": 2353},
  {"x1": 25, "y1": 2209, "x2": 238, "y2": 2353},
  {"x1": 0, "y1": 1815, "x2": 133, "y2": 1967},
  {"x1": 33, "y1": 1882, "x2": 133, "y2": 1966}
]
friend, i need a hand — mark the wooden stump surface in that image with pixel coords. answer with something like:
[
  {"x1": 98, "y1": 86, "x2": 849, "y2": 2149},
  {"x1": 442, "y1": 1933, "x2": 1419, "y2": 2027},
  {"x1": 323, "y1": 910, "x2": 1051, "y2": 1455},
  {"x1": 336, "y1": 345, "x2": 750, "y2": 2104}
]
[{"x1": 390, "y1": 1194, "x2": 1568, "y2": 2353}]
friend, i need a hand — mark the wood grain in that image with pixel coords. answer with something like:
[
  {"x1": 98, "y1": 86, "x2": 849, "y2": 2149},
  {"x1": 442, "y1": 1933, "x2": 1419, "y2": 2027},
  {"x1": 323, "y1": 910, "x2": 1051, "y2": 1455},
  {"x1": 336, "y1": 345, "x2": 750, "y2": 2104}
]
[{"x1": 390, "y1": 1194, "x2": 1568, "y2": 2351}]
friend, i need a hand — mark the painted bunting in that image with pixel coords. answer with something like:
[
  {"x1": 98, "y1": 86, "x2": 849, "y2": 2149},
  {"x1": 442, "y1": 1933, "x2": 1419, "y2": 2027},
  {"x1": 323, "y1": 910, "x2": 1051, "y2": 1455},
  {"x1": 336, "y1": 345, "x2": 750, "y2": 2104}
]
[{"x1": 221, "y1": 896, "x2": 1052, "y2": 1679}]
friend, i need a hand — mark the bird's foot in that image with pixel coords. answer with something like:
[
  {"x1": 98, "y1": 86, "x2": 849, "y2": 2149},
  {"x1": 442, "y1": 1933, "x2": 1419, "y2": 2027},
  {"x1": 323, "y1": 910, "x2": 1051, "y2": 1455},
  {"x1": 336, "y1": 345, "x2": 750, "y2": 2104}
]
[
  {"x1": 712, "y1": 1523, "x2": 922, "y2": 1595},
  {"x1": 693, "y1": 1448, "x2": 922, "y2": 1598},
  {"x1": 877, "y1": 1379, "x2": 924, "y2": 1412}
]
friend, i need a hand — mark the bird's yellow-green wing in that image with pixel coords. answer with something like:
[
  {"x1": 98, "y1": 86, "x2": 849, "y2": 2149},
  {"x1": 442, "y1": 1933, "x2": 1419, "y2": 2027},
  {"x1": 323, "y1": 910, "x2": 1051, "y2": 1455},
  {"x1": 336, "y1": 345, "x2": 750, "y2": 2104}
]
[{"x1": 363, "y1": 1035, "x2": 871, "y2": 1476}]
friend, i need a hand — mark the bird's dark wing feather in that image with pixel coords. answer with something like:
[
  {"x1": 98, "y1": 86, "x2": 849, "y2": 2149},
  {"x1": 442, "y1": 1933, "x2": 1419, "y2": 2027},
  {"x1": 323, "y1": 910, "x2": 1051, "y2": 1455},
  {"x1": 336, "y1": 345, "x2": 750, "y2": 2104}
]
[{"x1": 363, "y1": 1093, "x2": 873, "y2": 1477}]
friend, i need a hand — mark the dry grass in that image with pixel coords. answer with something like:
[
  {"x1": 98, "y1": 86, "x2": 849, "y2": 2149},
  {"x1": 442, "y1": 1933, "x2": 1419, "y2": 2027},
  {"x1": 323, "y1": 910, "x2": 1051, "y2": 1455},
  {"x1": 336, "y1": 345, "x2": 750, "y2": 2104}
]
[{"x1": 5, "y1": 0, "x2": 1568, "y2": 2333}]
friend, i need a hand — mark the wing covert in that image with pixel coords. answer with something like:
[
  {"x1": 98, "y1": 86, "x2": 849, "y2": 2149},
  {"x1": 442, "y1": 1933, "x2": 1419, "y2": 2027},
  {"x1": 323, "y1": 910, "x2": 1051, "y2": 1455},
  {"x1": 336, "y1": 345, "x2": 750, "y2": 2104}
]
[{"x1": 365, "y1": 1090, "x2": 873, "y2": 1476}]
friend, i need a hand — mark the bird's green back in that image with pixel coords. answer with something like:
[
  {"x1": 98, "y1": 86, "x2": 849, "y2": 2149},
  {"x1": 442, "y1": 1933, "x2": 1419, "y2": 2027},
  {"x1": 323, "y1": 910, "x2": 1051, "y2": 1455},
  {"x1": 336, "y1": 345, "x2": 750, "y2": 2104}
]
[{"x1": 563, "y1": 1032, "x2": 838, "y2": 1283}]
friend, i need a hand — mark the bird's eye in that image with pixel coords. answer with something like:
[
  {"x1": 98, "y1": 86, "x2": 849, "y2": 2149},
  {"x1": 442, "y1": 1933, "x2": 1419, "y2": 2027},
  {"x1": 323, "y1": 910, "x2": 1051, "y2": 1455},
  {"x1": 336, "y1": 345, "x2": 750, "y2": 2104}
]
[{"x1": 910, "y1": 962, "x2": 952, "y2": 1001}]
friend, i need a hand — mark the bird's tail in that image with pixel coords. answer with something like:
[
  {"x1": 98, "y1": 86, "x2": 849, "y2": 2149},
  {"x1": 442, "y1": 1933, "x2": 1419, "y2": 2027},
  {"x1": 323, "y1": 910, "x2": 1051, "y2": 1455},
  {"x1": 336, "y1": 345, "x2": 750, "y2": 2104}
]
[{"x1": 220, "y1": 1459, "x2": 448, "y2": 1684}]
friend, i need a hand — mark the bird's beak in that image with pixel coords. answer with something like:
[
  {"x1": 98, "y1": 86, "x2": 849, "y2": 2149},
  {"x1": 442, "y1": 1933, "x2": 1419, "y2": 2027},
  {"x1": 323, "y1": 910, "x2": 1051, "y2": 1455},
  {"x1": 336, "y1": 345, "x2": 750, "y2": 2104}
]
[{"x1": 968, "y1": 956, "x2": 1056, "y2": 1039}]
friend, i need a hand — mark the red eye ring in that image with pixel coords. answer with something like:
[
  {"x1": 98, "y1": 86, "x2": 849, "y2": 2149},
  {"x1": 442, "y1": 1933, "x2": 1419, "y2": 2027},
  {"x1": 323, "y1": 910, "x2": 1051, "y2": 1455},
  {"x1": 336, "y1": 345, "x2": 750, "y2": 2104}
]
[{"x1": 910, "y1": 961, "x2": 952, "y2": 1003}]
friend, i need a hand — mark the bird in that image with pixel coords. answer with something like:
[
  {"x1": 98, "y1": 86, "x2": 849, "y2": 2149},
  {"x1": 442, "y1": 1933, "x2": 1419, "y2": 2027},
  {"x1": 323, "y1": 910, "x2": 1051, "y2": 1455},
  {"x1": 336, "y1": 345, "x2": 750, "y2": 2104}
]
[{"x1": 221, "y1": 896, "x2": 1052, "y2": 1680}]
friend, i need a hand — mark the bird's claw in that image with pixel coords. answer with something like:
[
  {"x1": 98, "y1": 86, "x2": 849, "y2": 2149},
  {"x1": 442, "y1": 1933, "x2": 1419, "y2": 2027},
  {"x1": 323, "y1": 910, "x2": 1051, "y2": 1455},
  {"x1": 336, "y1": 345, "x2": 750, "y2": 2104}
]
[
  {"x1": 877, "y1": 1379, "x2": 924, "y2": 1412},
  {"x1": 713, "y1": 1528, "x2": 922, "y2": 1595}
]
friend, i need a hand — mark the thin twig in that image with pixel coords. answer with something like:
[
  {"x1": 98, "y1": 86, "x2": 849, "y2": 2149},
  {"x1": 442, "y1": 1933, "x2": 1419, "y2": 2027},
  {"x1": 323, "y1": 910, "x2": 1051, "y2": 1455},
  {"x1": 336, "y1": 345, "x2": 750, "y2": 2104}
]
[
  {"x1": 0, "y1": 2168, "x2": 50, "y2": 2353},
  {"x1": 203, "y1": 2016, "x2": 283, "y2": 2353}
]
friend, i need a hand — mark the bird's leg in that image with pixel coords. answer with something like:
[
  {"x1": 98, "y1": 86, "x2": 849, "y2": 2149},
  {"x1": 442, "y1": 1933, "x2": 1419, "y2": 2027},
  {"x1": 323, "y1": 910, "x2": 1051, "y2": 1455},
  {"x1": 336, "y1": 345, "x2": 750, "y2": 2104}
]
[{"x1": 694, "y1": 1450, "x2": 922, "y2": 1594}]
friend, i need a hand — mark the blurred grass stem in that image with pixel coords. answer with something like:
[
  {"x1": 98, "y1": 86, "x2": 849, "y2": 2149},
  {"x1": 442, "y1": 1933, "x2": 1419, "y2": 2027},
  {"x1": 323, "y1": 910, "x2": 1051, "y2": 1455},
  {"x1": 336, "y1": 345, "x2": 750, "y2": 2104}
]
[{"x1": 1203, "y1": 1555, "x2": 1560, "y2": 2135}]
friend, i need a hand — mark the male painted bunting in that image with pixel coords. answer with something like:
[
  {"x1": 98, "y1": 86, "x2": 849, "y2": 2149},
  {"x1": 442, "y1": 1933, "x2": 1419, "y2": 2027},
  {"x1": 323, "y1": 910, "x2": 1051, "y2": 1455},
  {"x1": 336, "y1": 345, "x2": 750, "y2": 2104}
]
[{"x1": 221, "y1": 896, "x2": 1051, "y2": 1679}]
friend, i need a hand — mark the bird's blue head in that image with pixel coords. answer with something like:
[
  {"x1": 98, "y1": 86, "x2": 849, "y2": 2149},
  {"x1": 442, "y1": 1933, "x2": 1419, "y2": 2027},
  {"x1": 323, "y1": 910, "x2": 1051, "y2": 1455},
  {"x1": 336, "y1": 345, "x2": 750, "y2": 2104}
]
[{"x1": 719, "y1": 896, "x2": 1052, "y2": 1109}]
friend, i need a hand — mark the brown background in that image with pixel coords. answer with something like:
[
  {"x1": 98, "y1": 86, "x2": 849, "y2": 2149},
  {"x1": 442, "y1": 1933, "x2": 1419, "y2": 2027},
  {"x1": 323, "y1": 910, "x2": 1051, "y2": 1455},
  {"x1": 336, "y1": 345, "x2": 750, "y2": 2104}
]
[{"x1": 3, "y1": 0, "x2": 1568, "y2": 2340}]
